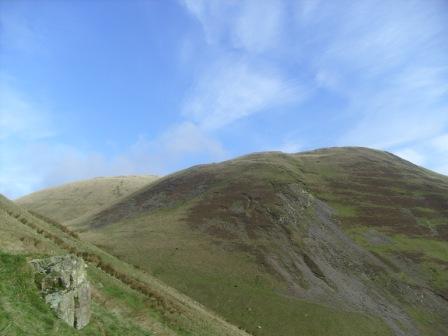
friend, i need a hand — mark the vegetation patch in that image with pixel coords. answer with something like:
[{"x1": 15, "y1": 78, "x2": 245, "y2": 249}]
[{"x1": 0, "y1": 252, "x2": 152, "y2": 336}]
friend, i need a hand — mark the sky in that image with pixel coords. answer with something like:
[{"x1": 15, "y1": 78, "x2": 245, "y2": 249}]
[{"x1": 1, "y1": 0, "x2": 447, "y2": 199}]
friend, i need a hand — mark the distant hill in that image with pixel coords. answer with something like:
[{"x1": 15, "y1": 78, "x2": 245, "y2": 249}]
[
  {"x1": 0, "y1": 193, "x2": 250, "y2": 336},
  {"x1": 17, "y1": 147, "x2": 448, "y2": 336},
  {"x1": 16, "y1": 175, "x2": 158, "y2": 224}
]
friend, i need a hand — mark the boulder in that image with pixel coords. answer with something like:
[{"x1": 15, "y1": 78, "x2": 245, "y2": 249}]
[{"x1": 29, "y1": 254, "x2": 91, "y2": 329}]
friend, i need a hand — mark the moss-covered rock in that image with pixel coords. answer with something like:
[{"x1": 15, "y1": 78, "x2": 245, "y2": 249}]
[{"x1": 29, "y1": 254, "x2": 91, "y2": 329}]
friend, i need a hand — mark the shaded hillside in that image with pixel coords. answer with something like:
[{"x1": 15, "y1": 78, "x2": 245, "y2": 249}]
[
  {"x1": 0, "y1": 194, "x2": 250, "y2": 336},
  {"x1": 56, "y1": 147, "x2": 448, "y2": 336},
  {"x1": 16, "y1": 175, "x2": 158, "y2": 224}
]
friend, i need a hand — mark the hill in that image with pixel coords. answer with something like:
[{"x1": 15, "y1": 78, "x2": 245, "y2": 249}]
[
  {"x1": 0, "y1": 194, "x2": 250, "y2": 336},
  {"x1": 18, "y1": 147, "x2": 448, "y2": 336},
  {"x1": 16, "y1": 175, "x2": 158, "y2": 224}
]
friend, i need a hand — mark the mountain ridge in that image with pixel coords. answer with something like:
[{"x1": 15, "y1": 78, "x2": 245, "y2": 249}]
[{"x1": 15, "y1": 147, "x2": 448, "y2": 336}]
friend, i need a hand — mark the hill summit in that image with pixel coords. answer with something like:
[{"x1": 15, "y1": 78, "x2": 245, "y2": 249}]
[{"x1": 16, "y1": 147, "x2": 448, "y2": 336}]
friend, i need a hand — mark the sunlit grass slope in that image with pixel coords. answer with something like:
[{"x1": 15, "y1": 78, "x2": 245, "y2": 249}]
[
  {"x1": 16, "y1": 175, "x2": 158, "y2": 224},
  {"x1": 0, "y1": 194, "x2": 250, "y2": 336},
  {"x1": 0, "y1": 252, "x2": 153, "y2": 336}
]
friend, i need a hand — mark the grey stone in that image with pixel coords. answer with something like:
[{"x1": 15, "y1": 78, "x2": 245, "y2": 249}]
[{"x1": 29, "y1": 254, "x2": 91, "y2": 329}]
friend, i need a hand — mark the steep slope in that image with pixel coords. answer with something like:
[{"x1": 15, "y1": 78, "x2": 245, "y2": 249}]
[
  {"x1": 16, "y1": 175, "x2": 158, "y2": 224},
  {"x1": 58, "y1": 147, "x2": 448, "y2": 336},
  {"x1": 0, "y1": 194, "x2": 250, "y2": 336},
  {"x1": 295, "y1": 147, "x2": 448, "y2": 297}
]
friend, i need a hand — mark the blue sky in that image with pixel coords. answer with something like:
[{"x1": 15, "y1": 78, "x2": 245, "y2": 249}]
[{"x1": 1, "y1": 0, "x2": 448, "y2": 198}]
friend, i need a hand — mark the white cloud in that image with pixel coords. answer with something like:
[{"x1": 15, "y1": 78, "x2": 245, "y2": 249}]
[
  {"x1": 231, "y1": 0, "x2": 284, "y2": 53},
  {"x1": 4, "y1": 0, "x2": 448, "y2": 196},
  {"x1": 316, "y1": 0, "x2": 447, "y2": 76},
  {"x1": 121, "y1": 122, "x2": 226, "y2": 172},
  {"x1": 157, "y1": 122, "x2": 225, "y2": 158},
  {"x1": 392, "y1": 131, "x2": 448, "y2": 176},
  {"x1": 181, "y1": 0, "x2": 237, "y2": 46},
  {"x1": 340, "y1": 65, "x2": 448, "y2": 148},
  {"x1": 293, "y1": 0, "x2": 448, "y2": 152},
  {"x1": 1, "y1": 120, "x2": 226, "y2": 199},
  {"x1": 0, "y1": 68, "x2": 228, "y2": 198},
  {"x1": 182, "y1": 0, "x2": 285, "y2": 53},
  {"x1": 180, "y1": 1, "x2": 302, "y2": 131},
  {"x1": 182, "y1": 0, "x2": 448, "y2": 150},
  {"x1": 183, "y1": 59, "x2": 304, "y2": 130}
]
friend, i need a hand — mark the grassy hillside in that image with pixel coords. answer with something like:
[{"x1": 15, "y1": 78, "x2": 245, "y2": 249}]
[
  {"x1": 0, "y1": 252, "x2": 153, "y2": 336},
  {"x1": 49, "y1": 147, "x2": 446, "y2": 336},
  {"x1": 295, "y1": 148, "x2": 448, "y2": 298},
  {"x1": 17, "y1": 147, "x2": 448, "y2": 336},
  {"x1": 0, "y1": 194, "x2": 250, "y2": 336},
  {"x1": 16, "y1": 175, "x2": 158, "y2": 224}
]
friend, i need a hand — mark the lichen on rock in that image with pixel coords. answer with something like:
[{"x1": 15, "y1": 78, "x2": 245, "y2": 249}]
[{"x1": 29, "y1": 254, "x2": 91, "y2": 329}]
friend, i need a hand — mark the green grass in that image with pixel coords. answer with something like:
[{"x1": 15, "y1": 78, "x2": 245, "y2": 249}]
[
  {"x1": 0, "y1": 252, "x2": 152, "y2": 336},
  {"x1": 348, "y1": 227, "x2": 448, "y2": 296},
  {"x1": 86, "y1": 205, "x2": 394, "y2": 336},
  {"x1": 405, "y1": 306, "x2": 448, "y2": 336},
  {"x1": 332, "y1": 203, "x2": 358, "y2": 218},
  {"x1": 421, "y1": 261, "x2": 448, "y2": 291},
  {"x1": 348, "y1": 228, "x2": 448, "y2": 263},
  {"x1": 150, "y1": 261, "x2": 392, "y2": 336},
  {"x1": 73, "y1": 148, "x2": 448, "y2": 336},
  {"x1": 1, "y1": 194, "x2": 250, "y2": 336}
]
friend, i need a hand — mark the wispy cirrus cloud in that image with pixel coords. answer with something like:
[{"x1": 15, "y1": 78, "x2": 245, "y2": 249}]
[
  {"x1": 183, "y1": 59, "x2": 304, "y2": 130},
  {"x1": 340, "y1": 66, "x2": 448, "y2": 148},
  {"x1": 1, "y1": 106, "x2": 227, "y2": 198},
  {"x1": 3, "y1": 0, "x2": 448, "y2": 198},
  {"x1": 181, "y1": 0, "x2": 448, "y2": 175},
  {"x1": 182, "y1": 0, "x2": 285, "y2": 53},
  {"x1": 180, "y1": 0, "x2": 304, "y2": 135},
  {"x1": 291, "y1": 0, "x2": 448, "y2": 171},
  {"x1": 392, "y1": 132, "x2": 448, "y2": 174},
  {"x1": 1, "y1": 92, "x2": 226, "y2": 198},
  {"x1": 0, "y1": 3, "x2": 228, "y2": 198}
]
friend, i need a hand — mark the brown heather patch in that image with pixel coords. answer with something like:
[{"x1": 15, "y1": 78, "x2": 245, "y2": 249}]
[
  {"x1": 436, "y1": 225, "x2": 448, "y2": 240},
  {"x1": 88, "y1": 168, "x2": 218, "y2": 229},
  {"x1": 298, "y1": 149, "x2": 448, "y2": 240},
  {"x1": 186, "y1": 179, "x2": 282, "y2": 241},
  {"x1": 370, "y1": 251, "x2": 401, "y2": 273},
  {"x1": 396, "y1": 250, "x2": 426, "y2": 264},
  {"x1": 422, "y1": 193, "x2": 448, "y2": 211}
]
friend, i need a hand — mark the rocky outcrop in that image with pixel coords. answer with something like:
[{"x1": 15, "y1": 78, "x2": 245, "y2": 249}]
[{"x1": 29, "y1": 254, "x2": 91, "y2": 329}]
